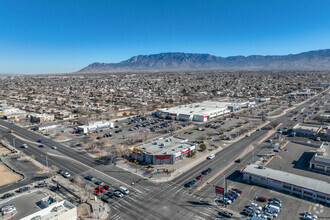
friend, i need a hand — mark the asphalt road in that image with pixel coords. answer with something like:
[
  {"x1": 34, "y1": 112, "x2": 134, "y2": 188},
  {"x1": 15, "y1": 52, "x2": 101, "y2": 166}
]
[{"x1": 0, "y1": 91, "x2": 327, "y2": 220}]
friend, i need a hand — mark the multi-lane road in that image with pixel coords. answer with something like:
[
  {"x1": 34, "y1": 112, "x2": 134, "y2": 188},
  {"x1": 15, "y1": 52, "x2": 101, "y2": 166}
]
[{"x1": 0, "y1": 92, "x2": 326, "y2": 219}]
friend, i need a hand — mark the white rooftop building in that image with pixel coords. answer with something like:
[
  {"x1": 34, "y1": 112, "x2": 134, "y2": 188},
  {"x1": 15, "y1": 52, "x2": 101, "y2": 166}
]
[
  {"x1": 76, "y1": 120, "x2": 114, "y2": 134},
  {"x1": 155, "y1": 101, "x2": 233, "y2": 122},
  {"x1": 242, "y1": 164, "x2": 330, "y2": 205},
  {"x1": 309, "y1": 142, "x2": 330, "y2": 174}
]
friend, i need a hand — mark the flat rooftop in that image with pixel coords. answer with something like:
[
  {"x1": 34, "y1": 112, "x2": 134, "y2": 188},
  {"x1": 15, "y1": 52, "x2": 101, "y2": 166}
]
[
  {"x1": 243, "y1": 164, "x2": 330, "y2": 196},
  {"x1": 0, "y1": 190, "x2": 75, "y2": 220},
  {"x1": 134, "y1": 136, "x2": 194, "y2": 155},
  {"x1": 158, "y1": 101, "x2": 233, "y2": 116},
  {"x1": 293, "y1": 123, "x2": 322, "y2": 131},
  {"x1": 0, "y1": 190, "x2": 46, "y2": 220}
]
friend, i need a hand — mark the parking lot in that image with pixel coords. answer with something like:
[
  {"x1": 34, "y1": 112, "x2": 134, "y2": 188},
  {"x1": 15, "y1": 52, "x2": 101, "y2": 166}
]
[{"x1": 224, "y1": 179, "x2": 330, "y2": 219}]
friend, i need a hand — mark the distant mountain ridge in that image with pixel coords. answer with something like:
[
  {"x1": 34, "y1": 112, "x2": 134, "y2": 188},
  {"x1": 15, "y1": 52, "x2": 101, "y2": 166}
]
[{"x1": 78, "y1": 49, "x2": 330, "y2": 72}]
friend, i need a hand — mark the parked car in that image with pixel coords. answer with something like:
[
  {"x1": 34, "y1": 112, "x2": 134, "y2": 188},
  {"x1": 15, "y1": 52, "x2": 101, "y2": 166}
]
[
  {"x1": 184, "y1": 180, "x2": 196, "y2": 187},
  {"x1": 219, "y1": 211, "x2": 233, "y2": 218},
  {"x1": 114, "y1": 190, "x2": 124, "y2": 198},
  {"x1": 21, "y1": 144, "x2": 28, "y2": 148},
  {"x1": 35, "y1": 182, "x2": 49, "y2": 188},
  {"x1": 96, "y1": 186, "x2": 105, "y2": 192},
  {"x1": 207, "y1": 154, "x2": 215, "y2": 159},
  {"x1": 106, "y1": 191, "x2": 114, "y2": 198},
  {"x1": 1, "y1": 193, "x2": 14, "y2": 199},
  {"x1": 101, "y1": 194, "x2": 111, "y2": 203},
  {"x1": 269, "y1": 197, "x2": 282, "y2": 203},
  {"x1": 232, "y1": 188, "x2": 242, "y2": 194},
  {"x1": 95, "y1": 180, "x2": 104, "y2": 186},
  {"x1": 104, "y1": 185, "x2": 111, "y2": 190},
  {"x1": 94, "y1": 189, "x2": 100, "y2": 195},
  {"x1": 62, "y1": 172, "x2": 71, "y2": 178},
  {"x1": 0, "y1": 204, "x2": 16, "y2": 215},
  {"x1": 85, "y1": 175, "x2": 94, "y2": 181},
  {"x1": 119, "y1": 186, "x2": 129, "y2": 194},
  {"x1": 58, "y1": 170, "x2": 64, "y2": 175},
  {"x1": 218, "y1": 197, "x2": 232, "y2": 205},
  {"x1": 17, "y1": 186, "x2": 30, "y2": 193},
  {"x1": 257, "y1": 196, "x2": 268, "y2": 202}
]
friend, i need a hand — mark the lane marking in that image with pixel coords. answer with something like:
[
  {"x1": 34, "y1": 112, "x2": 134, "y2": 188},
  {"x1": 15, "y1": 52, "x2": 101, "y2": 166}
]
[
  {"x1": 196, "y1": 145, "x2": 254, "y2": 191},
  {"x1": 248, "y1": 186, "x2": 255, "y2": 193}
]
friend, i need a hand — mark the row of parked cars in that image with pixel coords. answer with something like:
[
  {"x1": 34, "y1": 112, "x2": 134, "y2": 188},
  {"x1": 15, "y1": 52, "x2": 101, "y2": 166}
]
[
  {"x1": 218, "y1": 188, "x2": 242, "y2": 205},
  {"x1": 85, "y1": 175, "x2": 129, "y2": 203},
  {"x1": 243, "y1": 197, "x2": 282, "y2": 219}
]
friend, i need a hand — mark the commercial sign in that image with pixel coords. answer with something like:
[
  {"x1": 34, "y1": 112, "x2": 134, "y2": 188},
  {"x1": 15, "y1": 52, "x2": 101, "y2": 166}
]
[
  {"x1": 169, "y1": 113, "x2": 177, "y2": 116},
  {"x1": 215, "y1": 186, "x2": 224, "y2": 194},
  {"x1": 155, "y1": 155, "x2": 171, "y2": 160},
  {"x1": 181, "y1": 148, "x2": 191, "y2": 154}
]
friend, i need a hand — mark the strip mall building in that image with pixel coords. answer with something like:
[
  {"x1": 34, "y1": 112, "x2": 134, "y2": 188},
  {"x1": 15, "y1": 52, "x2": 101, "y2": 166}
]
[{"x1": 131, "y1": 136, "x2": 196, "y2": 165}]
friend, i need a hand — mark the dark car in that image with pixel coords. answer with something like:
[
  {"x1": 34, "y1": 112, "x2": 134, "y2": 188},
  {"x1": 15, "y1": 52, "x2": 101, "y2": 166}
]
[
  {"x1": 184, "y1": 180, "x2": 196, "y2": 187},
  {"x1": 257, "y1": 196, "x2": 268, "y2": 202},
  {"x1": 201, "y1": 168, "x2": 212, "y2": 175},
  {"x1": 37, "y1": 139, "x2": 43, "y2": 143},
  {"x1": 35, "y1": 182, "x2": 49, "y2": 188},
  {"x1": 85, "y1": 175, "x2": 94, "y2": 181},
  {"x1": 101, "y1": 194, "x2": 112, "y2": 203},
  {"x1": 58, "y1": 170, "x2": 64, "y2": 175},
  {"x1": 232, "y1": 188, "x2": 242, "y2": 194},
  {"x1": 1, "y1": 193, "x2": 14, "y2": 199},
  {"x1": 39, "y1": 145, "x2": 45, "y2": 148},
  {"x1": 17, "y1": 187, "x2": 31, "y2": 193},
  {"x1": 219, "y1": 211, "x2": 233, "y2": 218},
  {"x1": 234, "y1": 158, "x2": 241, "y2": 163},
  {"x1": 106, "y1": 191, "x2": 114, "y2": 198}
]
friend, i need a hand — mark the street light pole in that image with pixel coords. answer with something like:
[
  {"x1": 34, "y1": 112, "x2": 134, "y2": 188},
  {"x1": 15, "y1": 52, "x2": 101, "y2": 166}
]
[{"x1": 13, "y1": 138, "x2": 16, "y2": 148}]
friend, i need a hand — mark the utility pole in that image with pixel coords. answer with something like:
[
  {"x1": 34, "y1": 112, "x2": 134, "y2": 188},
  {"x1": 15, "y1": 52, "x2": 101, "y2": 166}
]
[{"x1": 46, "y1": 155, "x2": 49, "y2": 169}]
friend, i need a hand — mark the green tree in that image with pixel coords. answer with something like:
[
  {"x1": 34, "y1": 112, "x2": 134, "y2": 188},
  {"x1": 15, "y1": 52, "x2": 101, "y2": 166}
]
[{"x1": 199, "y1": 143, "x2": 207, "y2": 151}]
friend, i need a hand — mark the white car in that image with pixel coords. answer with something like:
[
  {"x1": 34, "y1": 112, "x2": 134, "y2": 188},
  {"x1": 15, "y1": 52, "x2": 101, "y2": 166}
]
[
  {"x1": 207, "y1": 154, "x2": 215, "y2": 159},
  {"x1": 62, "y1": 172, "x2": 71, "y2": 178},
  {"x1": 246, "y1": 133, "x2": 251, "y2": 137},
  {"x1": 51, "y1": 146, "x2": 57, "y2": 150},
  {"x1": 22, "y1": 144, "x2": 28, "y2": 148},
  {"x1": 119, "y1": 186, "x2": 129, "y2": 195},
  {"x1": 250, "y1": 203, "x2": 262, "y2": 211},
  {"x1": 114, "y1": 190, "x2": 124, "y2": 198},
  {"x1": 1, "y1": 204, "x2": 16, "y2": 215}
]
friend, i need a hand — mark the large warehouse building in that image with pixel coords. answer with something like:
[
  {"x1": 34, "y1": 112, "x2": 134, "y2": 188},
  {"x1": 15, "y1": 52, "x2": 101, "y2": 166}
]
[
  {"x1": 242, "y1": 164, "x2": 330, "y2": 205},
  {"x1": 155, "y1": 101, "x2": 235, "y2": 122},
  {"x1": 131, "y1": 136, "x2": 196, "y2": 165},
  {"x1": 75, "y1": 120, "x2": 114, "y2": 134}
]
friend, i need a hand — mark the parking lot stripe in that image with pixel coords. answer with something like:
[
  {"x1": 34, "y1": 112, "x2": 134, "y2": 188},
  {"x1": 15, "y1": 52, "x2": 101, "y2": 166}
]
[
  {"x1": 248, "y1": 186, "x2": 254, "y2": 193},
  {"x1": 308, "y1": 204, "x2": 312, "y2": 212}
]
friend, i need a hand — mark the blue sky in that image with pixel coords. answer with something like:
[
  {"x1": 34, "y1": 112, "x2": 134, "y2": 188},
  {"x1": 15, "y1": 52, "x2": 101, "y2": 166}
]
[{"x1": 0, "y1": 0, "x2": 329, "y2": 74}]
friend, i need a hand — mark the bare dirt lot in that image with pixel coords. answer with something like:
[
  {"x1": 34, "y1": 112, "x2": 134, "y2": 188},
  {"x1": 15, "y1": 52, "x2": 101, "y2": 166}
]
[{"x1": 0, "y1": 163, "x2": 22, "y2": 187}]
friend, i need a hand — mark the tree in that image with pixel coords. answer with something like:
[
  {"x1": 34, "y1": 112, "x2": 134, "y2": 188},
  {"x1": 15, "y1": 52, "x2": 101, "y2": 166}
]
[
  {"x1": 199, "y1": 143, "x2": 207, "y2": 151},
  {"x1": 270, "y1": 121, "x2": 280, "y2": 130}
]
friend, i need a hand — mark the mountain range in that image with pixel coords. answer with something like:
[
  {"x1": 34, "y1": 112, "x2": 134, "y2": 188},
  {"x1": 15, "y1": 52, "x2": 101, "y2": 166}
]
[{"x1": 78, "y1": 49, "x2": 330, "y2": 72}]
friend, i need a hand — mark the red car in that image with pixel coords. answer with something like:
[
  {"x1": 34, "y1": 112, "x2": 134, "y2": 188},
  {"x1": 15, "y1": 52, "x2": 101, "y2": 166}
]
[
  {"x1": 94, "y1": 190, "x2": 100, "y2": 195},
  {"x1": 196, "y1": 175, "x2": 204, "y2": 180},
  {"x1": 96, "y1": 186, "x2": 105, "y2": 192},
  {"x1": 232, "y1": 188, "x2": 242, "y2": 194},
  {"x1": 257, "y1": 196, "x2": 268, "y2": 202},
  {"x1": 104, "y1": 185, "x2": 110, "y2": 190}
]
